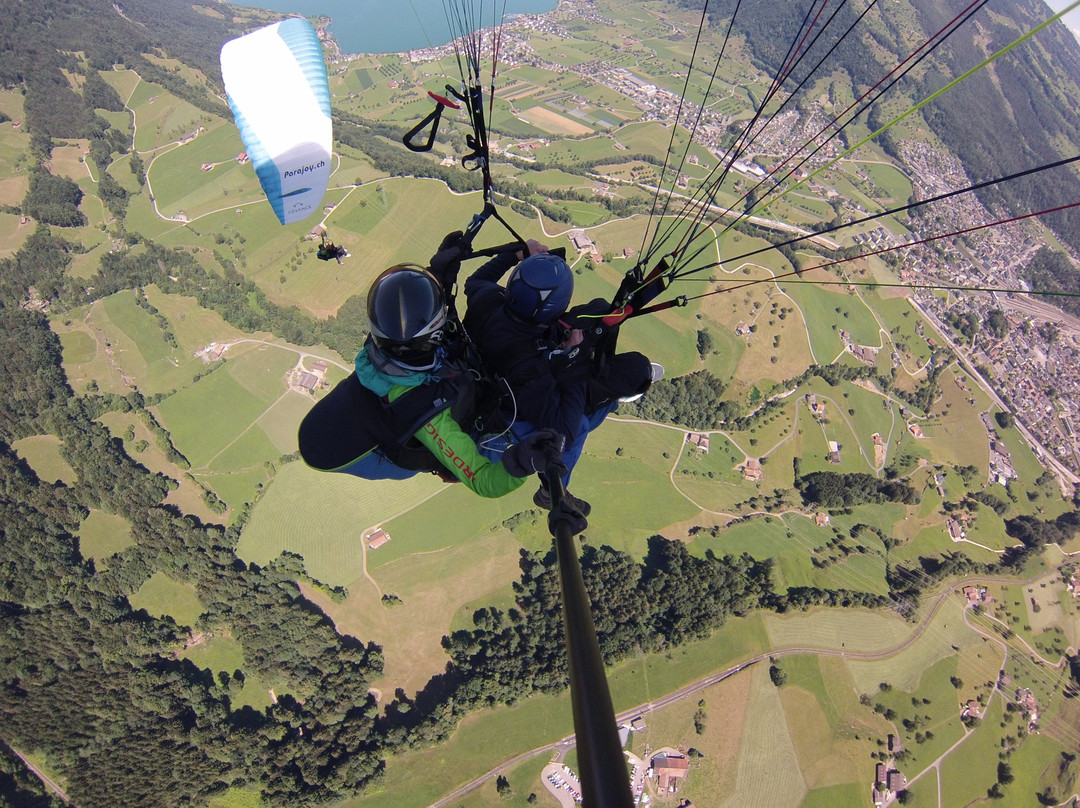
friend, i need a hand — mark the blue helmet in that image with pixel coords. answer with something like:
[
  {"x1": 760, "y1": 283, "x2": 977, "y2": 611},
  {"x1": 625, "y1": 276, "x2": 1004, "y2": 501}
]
[{"x1": 505, "y1": 253, "x2": 574, "y2": 325}]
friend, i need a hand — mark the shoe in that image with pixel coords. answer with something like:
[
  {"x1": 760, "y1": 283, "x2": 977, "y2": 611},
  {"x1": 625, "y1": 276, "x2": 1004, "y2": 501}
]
[
  {"x1": 533, "y1": 485, "x2": 592, "y2": 517},
  {"x1": 619, "y1": 362, "x2": 665, "y2": 403}
]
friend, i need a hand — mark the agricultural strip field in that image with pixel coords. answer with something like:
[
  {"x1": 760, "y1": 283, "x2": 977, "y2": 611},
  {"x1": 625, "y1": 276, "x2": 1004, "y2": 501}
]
[
  {"x1": 155, "y1": 343, "x2": 295, "y2": 462},
  {"x1": 718, "y1": 665, "x2": 807, "y2": 808},
  {"x1": 844, "y1": 596, "x2": 988, "y2": 694},
  {"x1": 779, "y1": 655, "x2": 887, "y2": 790},
  {"x1": 518, "y1": 106, "x2": 594, "y2": 136}
]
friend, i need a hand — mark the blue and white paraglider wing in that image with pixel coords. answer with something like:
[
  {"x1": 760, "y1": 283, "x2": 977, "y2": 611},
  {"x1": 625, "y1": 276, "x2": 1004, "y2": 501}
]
[{"x1": 220, "y1": 18, "x2": 332, "y2": 225}]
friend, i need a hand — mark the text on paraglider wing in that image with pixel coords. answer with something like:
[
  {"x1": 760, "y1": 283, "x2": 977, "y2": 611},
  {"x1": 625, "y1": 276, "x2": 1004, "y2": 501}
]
[
  {"x1": 424, "y1": 422, "x2": 476, "y2": 481},
  {"x1": 283, "y1": 160, "x2": 327, "y2": 179}
]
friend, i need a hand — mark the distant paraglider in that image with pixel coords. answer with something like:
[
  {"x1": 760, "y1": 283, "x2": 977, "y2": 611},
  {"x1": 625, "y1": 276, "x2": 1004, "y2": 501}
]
[
  {"x1": 220, "y1": 17, "x2": 332, "y2": 225},
  {"x1": 316, "y1": 231, "x2": 348, "y2": 263}
]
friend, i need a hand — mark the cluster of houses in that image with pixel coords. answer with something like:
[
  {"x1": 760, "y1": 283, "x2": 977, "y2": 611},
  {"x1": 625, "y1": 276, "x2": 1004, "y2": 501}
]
[
  {"x1": 1012, "y1": 687, "x2": 1040, "y2": 733},
  {"x1": 872, "y1": 736, "x2": 906, "y2": 805},
  {"x1": 896, "y1": 144, "x2": 1080, "y2": 477},
  {"x1": 974, "y1": 414, "x2": 1021, "y2": 485},
  {"x1": 873, "y1": 763, "x2": 906, "y2": 804},
  {"x1": 1065, "y1": 565, "x2": 1080, "y2": 598}
]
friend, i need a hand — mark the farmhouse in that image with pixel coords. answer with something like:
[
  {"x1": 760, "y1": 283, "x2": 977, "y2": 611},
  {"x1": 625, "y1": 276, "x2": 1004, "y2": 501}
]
[
  {"x1": 367, "y1": 529, "x2": 390, "y2": 550},
  {"x1": 743, "y1": 458, "x2": 762, "y2": 481},
  {"x1": 806, "y1": 394, "x2": 826, "y2": 417},
  {"x1": 849, "y1": 343, "x2": 878, "y2": 365},
  {"x1": 297, "y1": 372, "x2": 319, "y2": 391},
  {"x1": 651, "y1": 753, "x2": 689, "y2": 792},
  {"x1": 686, "y1": 432, "x2": 710, "y2": 451},
  {"x1": 568, "y1": 229, "x2": 594, "y2": 251}
]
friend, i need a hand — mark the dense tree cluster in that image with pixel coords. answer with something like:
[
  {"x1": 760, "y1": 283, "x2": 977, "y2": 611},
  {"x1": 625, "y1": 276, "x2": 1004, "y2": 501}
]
[
  {"x1": 0, "y1": 282, "x2": 387, "y2": 806},
  {"x1": 22, "y1": 172, "x2": 86, "y2": 228},
  {"x1": 0, "y1": 739, "x2": 66, "y2": 808},
  {"x1": 1002, "y1": 510, "x2": 1080, "y2": 567},
  {"x1": 795, "y1": 471, "x2": 920, "y2": 508},
  {"x1": 372, "y1": 540, "x2": 774, "y2": 746},
  {"x1": 627, "y1": 370, "x2": 734, "y2": 428}
]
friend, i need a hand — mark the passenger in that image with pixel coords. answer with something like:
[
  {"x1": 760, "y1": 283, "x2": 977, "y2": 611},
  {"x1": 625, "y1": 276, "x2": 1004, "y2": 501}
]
[{"x1": 461, "y1": 240, "x2": 661, "y2": 515}]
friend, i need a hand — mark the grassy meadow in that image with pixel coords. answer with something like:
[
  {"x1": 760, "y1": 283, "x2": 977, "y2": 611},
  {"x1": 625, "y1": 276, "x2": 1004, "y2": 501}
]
[{"x1": 11, "y1": 434, "x2": 77, "y2": 485}]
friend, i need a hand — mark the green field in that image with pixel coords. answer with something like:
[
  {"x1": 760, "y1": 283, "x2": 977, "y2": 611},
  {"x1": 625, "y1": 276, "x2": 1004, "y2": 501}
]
[
  {"x1": 154, "y1": 344, "x2": 296, "y2": 468},
  {"x1": 11, "y1": 434, "x2": 77, "y2": 485},
  {"x1": 78, "y1": 509, "x2": 135, "y2": 561},
  {"x1": 129, "y1": 572, "x2": 204, "y2": 627}
]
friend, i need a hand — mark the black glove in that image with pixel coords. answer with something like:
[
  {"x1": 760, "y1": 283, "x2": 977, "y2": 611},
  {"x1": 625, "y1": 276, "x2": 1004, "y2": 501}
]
[
  {"x1": 501, "y1": 429, "x2": 565, "y2": 478},
  {"x1": 428, "y1": 230, "x2": 471, "y2": 287},
  {"x1": 548, "y1": 498, "x2": 588, "y2": 535},
  {"x1": 438, "y1": 230, "x2": 468, "y2": 252}
]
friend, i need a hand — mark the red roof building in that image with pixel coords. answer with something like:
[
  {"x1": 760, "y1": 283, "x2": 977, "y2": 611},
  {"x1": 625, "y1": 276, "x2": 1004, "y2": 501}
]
[{"x1": 652, "y1": 754, "x2": 689, "y2": 791}]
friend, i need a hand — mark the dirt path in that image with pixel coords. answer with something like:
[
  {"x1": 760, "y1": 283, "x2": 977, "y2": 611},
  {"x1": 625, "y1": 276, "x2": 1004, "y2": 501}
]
[{"x1": 9, "y1": 746, "x2": 73, "y2": 805}]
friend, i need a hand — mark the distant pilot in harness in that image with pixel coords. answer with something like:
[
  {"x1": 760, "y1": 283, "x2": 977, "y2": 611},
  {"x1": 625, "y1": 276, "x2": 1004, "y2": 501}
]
[{"x1": 316, "y1": 231, "x2": 348, "y2": 263}]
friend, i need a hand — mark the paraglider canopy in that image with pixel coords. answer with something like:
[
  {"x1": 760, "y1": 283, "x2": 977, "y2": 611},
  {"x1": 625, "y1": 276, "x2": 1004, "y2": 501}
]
[{"x1": 220, "y1": 17, "x2": 332, "y2": 225}]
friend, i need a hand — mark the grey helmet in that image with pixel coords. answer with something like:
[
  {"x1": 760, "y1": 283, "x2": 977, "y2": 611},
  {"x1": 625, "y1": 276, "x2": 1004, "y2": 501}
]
[{"x1": 367, "y1": 264, "x2": 448, "y2": 367}]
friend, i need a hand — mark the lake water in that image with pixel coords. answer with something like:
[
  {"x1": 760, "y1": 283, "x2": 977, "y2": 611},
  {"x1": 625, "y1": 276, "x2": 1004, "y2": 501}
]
[{"x1": 231, "y1": 0, "x2": 557, "y2": 55}]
